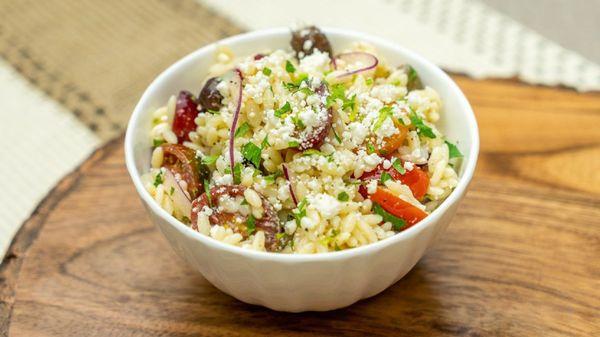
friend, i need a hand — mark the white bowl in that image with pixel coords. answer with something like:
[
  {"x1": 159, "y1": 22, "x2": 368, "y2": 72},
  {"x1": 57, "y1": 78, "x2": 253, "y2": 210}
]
[{"x1": 125, "y1": 27, "x2": 479, "y2": 312}]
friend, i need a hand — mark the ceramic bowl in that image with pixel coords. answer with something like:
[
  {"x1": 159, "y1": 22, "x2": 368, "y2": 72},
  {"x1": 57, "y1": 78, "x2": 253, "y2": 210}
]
[{"x1": 125, "y1": 27, "x2": 479, "y2": 312}]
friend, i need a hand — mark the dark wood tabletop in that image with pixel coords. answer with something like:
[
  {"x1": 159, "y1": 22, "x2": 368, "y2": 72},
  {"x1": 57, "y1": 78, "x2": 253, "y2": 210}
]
[{"x1": 1, "y1": 76, "x2": 599, "y2": 336}]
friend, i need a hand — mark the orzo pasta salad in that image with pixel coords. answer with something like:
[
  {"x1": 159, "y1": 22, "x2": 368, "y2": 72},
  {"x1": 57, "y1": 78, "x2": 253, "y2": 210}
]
[{"x1": 143, "y1": 26, "x2": 463, "y2": 253}]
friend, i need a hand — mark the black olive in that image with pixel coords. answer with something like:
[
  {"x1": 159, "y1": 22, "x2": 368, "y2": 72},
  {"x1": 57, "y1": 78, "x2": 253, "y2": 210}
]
[
  {"x1": 290, "y1": 26, "x2": 333, "y2": 58},
  {"x1": 198, "y1": 77, "x2": 224, "y2": 111}
]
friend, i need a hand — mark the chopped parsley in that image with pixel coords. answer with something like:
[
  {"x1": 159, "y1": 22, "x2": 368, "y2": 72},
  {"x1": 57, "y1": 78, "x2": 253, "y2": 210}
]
[
  {"x1": 366, "y1": 78, "x2": 373, "y2": 86},
  {"x1": 373, "y1": 106, "x2": 393, "y2": 131},
  {"x1": 288, "y1": 140, "x2": 300, "y2": 148},
  {"x1": 333, "y1": 129, "x2": 342, "y2": 144},
  {"x1": 380, "y1": 171, "x2": 393, "y2": 184},
  {"x1": 326, "y1": 83, "x2": 347, "y2": 108},
  {"x1": 302, "y1": 149, "x2": 324, "y2": 156},
  {"x1": 203, "y1": 178, "x2": 212, "y2": 207},
  {"x1": 291, "y1": 115, "x2": 305, "y2": 129},
  {"x1": 246, "y1": 214, "x2": 256, "y2": 235},
  {"x1": 274, "y1": 101, "x2": 291, "y2": 118},
  {"x1": 234, "y1": 122, "x2": 251, "y2": 138},
  {"x1": 366, "y1": 142, "x2": 376, "y2": 154},
  {"x1": 373, "y1": 203, "x2": 407, "y2": 231},
  {"x1": 263, "y1": 170, "x2": 282, "y2": 184},
  {"x1": 153, "y1": 172, "x2": 163, "y2": 187},
  {"x1": 202, "y1": 154, "x2": 219, "y2": 165},
  {"x1": 233, "y1": 163, "x2": 242, "y2": 184},
  {"x1": 262, "y1": 67, "x2": 272, "y2": 76},
  {"x1": 392, "y1": 158, "x2": 406, "y2": 175},
  {"x1": 409, "y1": 112, "x2": 436, "y2": 138},
  {"x1": 337, "y1": 191, "x2": 350, "y2": 202},
  {"x1": 292, "y1": 198, "x2": 308, "y2": 225},
  {"x1": 241, "y1": 142, "x2": 262, "y2": 168},
  {"x1": 261, "y1": 135, "x2": 270, "y2": 149},
  {"x1": 285, "y1": 60, "x2": 296, "y2": 73},
  {"x1": 445, "y1": 140, "x2": 463, "y2": 159},
  {"x1": 407, "y1": 65, "x2": 419, "y2": 87},
  {"x1": 153, "y1": 139, "x2": 165, "y2": 147},
  {"x1": 169, "y1": 186, "x2": 175, "y2": 195},
  {"x1": 206, "y1": 109, "x2": 220, "y2": 114}
]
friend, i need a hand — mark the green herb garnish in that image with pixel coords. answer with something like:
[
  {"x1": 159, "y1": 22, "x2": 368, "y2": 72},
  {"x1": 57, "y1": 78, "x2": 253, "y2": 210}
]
[
  {"x1": 333, "y1": 129, "x2": 342, "y2": 144},
  {"x1": 241, "y1": 142, "x2": 262, "y2": 168},
  {"x1": 274, "y1": 101, "x2": 292, "y2": 118},
  {"x1": 234, "y1": 122, "x2": 251, "y2": 138},
  {"x1": 288, "y1": 140, "x2": 300, "y2": 148},
  {"x1": 445, "y1": 140, "x2": 463, "y2": 159},
  {"x1": 337, "y1": 191, "x2": 349, "y2": 202},
  {"x1": 246, "y1": 214, "x2": 256, "y2": 235},
  {"x1": 169, "y1": 186, "x2": 175, "y2": 195},
  {"x1": 380, "y1": 171, "x2": 393, "y2": 184},
  {"x1": 292, "y1": 198, "x2": 308, "y2": 225},
  {"x1": 392, "y1": 158, "x2": 406, "y2": 175},
  {"x1": 233, "y1": 163, "x2": 242, "y2": 184},
  {"x1": 261, "y1": 135, "x2": 270, "y2": 149},
  {"x1": 285, "y1": 60, "x2": 296, "y2": 73},
  {"x1": 262, "y1": 67, "x2": 272, "y2": 76},
  {"x1": 409, "y1": 112, "x2": 436, "y2": 138},
  {"x1": 153, "y1": 172, "x2": 164, "y2": 187},
  {"x1": 366, "y1": 142, "x2": 376, "y2": 154},
  {"x1": 373, "y1": 203, "x2": 406, "y2": 231},
  {"x1": 203, "y1": 178, "x2": 212, "y2": 207},
  {"x1": 264, "y1": 170, "x2": 282, "y2": 184},
  {"x1": 326, "y1": 83, "x2": 346, "y2": 108},
  {"x1": 202, "y1": 154, "x2": 219, "y2": 165},
  {"x1": 153, "y1": 139, "x2": 165, "y2": 147},
  {"x1": 302, "y1": 149, "x2": 324, "y2": 156},
  {"x1": 291, "y1": 115, "x2": 305, "y2": 129},
  {"x1": 373, "y1": 106, "x2": 393, "y2": 132}
]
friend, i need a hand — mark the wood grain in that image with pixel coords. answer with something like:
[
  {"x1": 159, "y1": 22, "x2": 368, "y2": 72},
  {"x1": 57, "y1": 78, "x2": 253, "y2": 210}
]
[{"x1": 1, "y1": 76, "x2": 599, "y2": 336}]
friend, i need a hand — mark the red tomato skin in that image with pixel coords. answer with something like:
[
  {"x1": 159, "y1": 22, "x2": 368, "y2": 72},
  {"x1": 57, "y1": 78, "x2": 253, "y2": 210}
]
[
  {"x1": 357, "y1": 164, "x2": 429, "y2": 200},
  {"x1": 370, "y1": 187, "x2": 427, "y2": 226},
  {"x1": 172, "y1": 90, "x2": 199, "y2": 143}
]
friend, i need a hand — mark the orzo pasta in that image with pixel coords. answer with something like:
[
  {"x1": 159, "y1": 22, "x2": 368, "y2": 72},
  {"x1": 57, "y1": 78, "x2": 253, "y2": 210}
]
[{"x1": 142, "y1": 26, "x2": 462, "y2": 253}]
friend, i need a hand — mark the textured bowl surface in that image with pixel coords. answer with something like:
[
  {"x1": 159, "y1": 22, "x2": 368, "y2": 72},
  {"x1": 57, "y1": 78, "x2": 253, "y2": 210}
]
[{"x1": 125, "y1": 27, "x2": 479, "y2": 312}]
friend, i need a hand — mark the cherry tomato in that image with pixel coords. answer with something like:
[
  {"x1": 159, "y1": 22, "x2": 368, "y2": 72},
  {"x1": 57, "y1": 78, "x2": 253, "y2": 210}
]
[
  {"x1": 161, "y1": 144, "x2": 203, "y2": 199},
  {"x1": 376, "y1": 121, "x2": 408, "y2": 156},
  {"x1": 370, "y1": 187, "x2": 427, "y2": 226},
  {"x1": 191, "y1": 185, "x2": 282, "y2": 251},
  {"x1": 172, "y1": 91, "x2": 199, "y2": 143},
  {"x1": 358, "y1": 163, "x2": 429, "y2": 200}
]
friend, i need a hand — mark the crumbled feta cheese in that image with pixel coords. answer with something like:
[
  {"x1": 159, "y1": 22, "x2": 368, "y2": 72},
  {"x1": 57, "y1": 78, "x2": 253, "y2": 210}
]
[{"x1": 308, "y1": 193, "x2": 341, "y2": 219}]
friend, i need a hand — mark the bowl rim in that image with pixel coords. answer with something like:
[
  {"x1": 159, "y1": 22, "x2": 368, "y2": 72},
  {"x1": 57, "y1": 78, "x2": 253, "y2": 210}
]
[{"x1": 125, "y1": 26, "x2": 479, "y2": 262}]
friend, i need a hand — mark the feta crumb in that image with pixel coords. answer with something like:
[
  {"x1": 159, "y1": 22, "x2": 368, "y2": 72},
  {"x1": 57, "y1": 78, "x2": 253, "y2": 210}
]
[{"x1": 308, "y1": 193, "x2": 341, "y2": 219}]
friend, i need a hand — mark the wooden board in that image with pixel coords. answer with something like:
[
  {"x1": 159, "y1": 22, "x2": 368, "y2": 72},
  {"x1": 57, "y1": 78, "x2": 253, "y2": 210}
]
[{"x1": 1, "y1": 76, "x2": 599, "y2": 336}]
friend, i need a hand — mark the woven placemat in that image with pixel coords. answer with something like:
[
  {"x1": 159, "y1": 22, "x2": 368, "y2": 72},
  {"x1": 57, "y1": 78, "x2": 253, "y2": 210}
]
[
  {"x1": 0, "y1": 0, "x2": 244, "y2": 260},
  {"x1": 0, "y1": 0, "x2": 242, "y2": 141}
]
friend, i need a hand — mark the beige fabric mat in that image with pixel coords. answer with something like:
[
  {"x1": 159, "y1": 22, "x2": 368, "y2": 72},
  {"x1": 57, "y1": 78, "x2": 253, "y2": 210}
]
[
  {"x1": 0, "y1": 0, "x2": 242, "y2": 141},
  {"x1": 0, "y1": 0, "x2": 242, "y2": 260}
]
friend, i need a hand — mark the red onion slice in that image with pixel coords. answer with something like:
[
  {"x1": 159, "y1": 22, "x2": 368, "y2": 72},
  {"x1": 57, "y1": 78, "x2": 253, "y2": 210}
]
[
  {"x1": 227, "y1": 68, "x2": 243, "y2": 173},
  {"x1": 334, "y1": 52, "x2": 378, "y2": 78},
  {"x1": 162, "y1": 169, "x2": 192, "y2": 217},
  {"x1": 282, "y1": 164, "x2": 298, "y2": 206}
]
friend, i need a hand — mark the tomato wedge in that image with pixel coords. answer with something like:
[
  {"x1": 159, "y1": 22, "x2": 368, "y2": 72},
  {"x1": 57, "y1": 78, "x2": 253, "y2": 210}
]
[
  {"x1": 358, "y1": 163, "x2": 429, "y2": 200},
  {"x1": 397, "y1": 166, "x2": 429, "y2": 200},
  {"x1": 172, "y1": 90, "x2": 200, "y2": 143},
  {"x1": 191, "y1": 185, "x2": 282, "y2": 252},
  {"x1": 376, "y1": 121, "x2": 408, "y2": 156},
  {"x1": 370, "y1": 187, "x2": 427, "y2": 226},
  {"x1": 161, "y1": 144, "x2": 203, "y2": 199}
]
